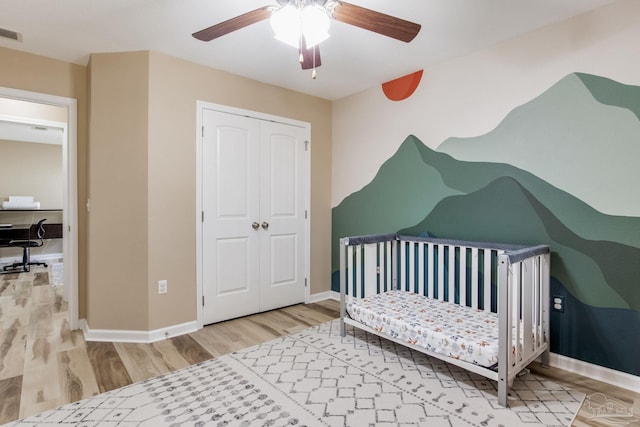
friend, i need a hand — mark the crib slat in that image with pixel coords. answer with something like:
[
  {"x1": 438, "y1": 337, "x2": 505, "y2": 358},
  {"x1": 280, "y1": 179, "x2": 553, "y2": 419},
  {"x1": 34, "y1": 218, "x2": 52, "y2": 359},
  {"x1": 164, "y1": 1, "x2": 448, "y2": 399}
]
[
  {"x1": 356, "y1": 245, "x2": 363, "y2": 298},
  {"x1": 409, "y1": 242, "x2": 416, "y2": 293},
  {"x1": 531, "y1": 257, "x2": 540, "y2": 349},
  {"x1": 541, "y1": 253, "x2": 551, "y2": 367},
  {"x1": 418, "y1": 243, "x2": 425, "y2": 297},
  {"x1": 471, "y1": 247, "x2": 479, "y2": 309},
  {"x1": 437, "y1": 244, "x2": 445, "y2": 300},
  {"x1": 347, "y1": 245, "x2": 354, "y2": 298},
  {"x1": 532, "y1": 256, "x2": 540, "y2": 348},
  {"x1": 483, "y1": 249, "x2": 492, "y2": 312},
  {"x1": 386, "y1": 241, "x2": 393, "y2": 291},
  {"x1": 448, "y1": 246, "x2": 456, "y2": 303},
  {"x1": 459, "y1": 247, "x2": 467, "y2": 306},
  {"x1": 400, "y1": 241, "x2": 407, "y2": 292},
  {"x1": 427, "y1": 243, "x2": 434, "y2": 298},
  {"x1": 522, "y1": 258, "x2": 534, "y2": 354},
  {"x1": 363, "y1": 244, "x2": 377, "y2": 298},
  {"x1": 379, "y1": 242, "x2": 385, "y2": 291},
  {"x1": 512, "y1": 262, "x2": 521, "y2": 365}
]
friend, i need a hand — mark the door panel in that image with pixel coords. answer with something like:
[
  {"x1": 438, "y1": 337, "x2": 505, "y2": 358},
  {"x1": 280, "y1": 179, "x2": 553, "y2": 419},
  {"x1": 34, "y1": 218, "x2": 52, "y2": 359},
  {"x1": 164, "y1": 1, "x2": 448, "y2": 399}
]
[
  {"x1": 270, "y1": 234, "x2": 297, "y2": 285},
  {"x1": 259, "y1": 121, "x2": 307, "y2": 311},
  {"x1": 202, "y1": 110, "x2": 260, "y2": 324},
  {"x1": 216, "y1": 237, "x2": 250, "y2": 294},
  {"x1": 202, "y1": 108, "x2": 307, "y2": 324},
  {"x1": 216, "y1": 128, "x2": 249, "y2": 217},
  {"x1": 269, "y1": 135, "x2": 297, "y2": 216}
]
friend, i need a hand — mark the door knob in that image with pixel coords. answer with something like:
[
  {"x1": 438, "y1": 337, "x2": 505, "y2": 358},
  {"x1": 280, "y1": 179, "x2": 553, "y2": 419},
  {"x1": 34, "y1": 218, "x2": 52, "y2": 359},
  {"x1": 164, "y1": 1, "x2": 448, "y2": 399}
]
[
  {"x1": 251, "y1": 222, "x2": 260, "y2": 230},
  {"x1": 261, "y1": 222, "x2": 269, "y2": 230}
]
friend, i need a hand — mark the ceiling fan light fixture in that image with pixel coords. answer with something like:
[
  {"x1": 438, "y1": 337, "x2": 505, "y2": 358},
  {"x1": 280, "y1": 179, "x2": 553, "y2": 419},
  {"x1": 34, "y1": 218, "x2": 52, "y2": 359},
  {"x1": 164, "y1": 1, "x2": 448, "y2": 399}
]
[
  {"x1": 270, "y1": 2, "x2": 330, "y2": 49},
  {"x1": 301, "y1": 4, "x2": 330, "y2": 48},
  {"x1": 270, "y1": 4, "x2": 301, "y2": 48}
]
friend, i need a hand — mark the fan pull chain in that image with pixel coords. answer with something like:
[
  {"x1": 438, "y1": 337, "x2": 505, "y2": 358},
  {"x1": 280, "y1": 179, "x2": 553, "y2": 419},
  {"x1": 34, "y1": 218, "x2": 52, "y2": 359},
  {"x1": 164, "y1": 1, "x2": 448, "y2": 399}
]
[
  {"x1": 299, "y1": 32, "x2": 304, "y2": 64},
  {"x1": 312, "y1": 45, "x2": 317, "y2": 79}
]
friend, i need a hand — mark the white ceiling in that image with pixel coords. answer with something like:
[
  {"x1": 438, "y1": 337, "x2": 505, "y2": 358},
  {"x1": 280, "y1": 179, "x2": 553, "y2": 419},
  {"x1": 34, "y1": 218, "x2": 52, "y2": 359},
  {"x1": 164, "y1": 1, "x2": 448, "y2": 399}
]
[{"x1": 0, "y1": 0, "x2": 617, "y2": 100}]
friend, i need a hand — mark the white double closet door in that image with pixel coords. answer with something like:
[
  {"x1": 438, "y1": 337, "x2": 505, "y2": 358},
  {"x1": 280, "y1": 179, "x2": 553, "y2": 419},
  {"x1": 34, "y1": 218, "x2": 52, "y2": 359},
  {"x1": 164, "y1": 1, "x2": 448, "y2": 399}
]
[{"x1": 201, "y1": 108, "x2": 308, "y2": 325}]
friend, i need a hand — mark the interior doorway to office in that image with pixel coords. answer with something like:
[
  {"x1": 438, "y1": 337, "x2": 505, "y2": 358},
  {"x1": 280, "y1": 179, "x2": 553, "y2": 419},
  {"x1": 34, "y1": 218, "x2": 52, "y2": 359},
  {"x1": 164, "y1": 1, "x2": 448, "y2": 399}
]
[{"x1": 0, "y1": 86, "x2": 79, "y2": 329}]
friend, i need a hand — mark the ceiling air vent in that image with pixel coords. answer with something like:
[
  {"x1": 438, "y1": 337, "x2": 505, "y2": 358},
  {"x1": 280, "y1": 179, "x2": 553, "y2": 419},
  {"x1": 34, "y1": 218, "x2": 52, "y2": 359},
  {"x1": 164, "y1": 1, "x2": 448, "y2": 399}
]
[{"x1": 0, "y1": 27, "x2": 22, "y2": 42}]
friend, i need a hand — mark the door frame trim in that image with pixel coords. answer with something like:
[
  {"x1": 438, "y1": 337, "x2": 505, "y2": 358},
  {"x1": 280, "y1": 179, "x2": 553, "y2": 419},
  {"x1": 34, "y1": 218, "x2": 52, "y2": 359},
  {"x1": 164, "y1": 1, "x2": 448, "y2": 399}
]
[
  {"x1": 195, "y1": 101, "x2": 311, "y2": 328},
  {"x1": 0, "y1": 86, "x2": 79, "y2": 330}
]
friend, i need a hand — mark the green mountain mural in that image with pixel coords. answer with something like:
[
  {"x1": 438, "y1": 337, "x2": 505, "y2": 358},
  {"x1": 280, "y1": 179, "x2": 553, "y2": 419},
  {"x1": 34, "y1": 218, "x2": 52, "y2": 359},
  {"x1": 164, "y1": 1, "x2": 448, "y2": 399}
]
[
  {"x1": 331, "y1": 73, "x2": 640, "y2": 375},
  {"x1": 331, "y1": 136, "x2": 463, "y2": 257},
  {"x1": 576, "y1": 72, "x2": 640, "y2": 122},
  {"x1": 399, "y1": 175, "x2": 638, "y2": 310},
  {"x1": 437, "y1": 73, "x2": 640, "y2": 219},
  {"x1": 332, "y1": 136, "x2": 640, "y2": 310}
]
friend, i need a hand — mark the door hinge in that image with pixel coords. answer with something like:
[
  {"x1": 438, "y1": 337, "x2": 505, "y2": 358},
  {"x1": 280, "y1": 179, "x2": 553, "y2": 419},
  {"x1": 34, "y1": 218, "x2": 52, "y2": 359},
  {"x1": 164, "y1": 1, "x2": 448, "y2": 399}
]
[
  {"x1": 304, "y1": 140, "x2": 309, "y2": 151},
  {"x1": 202, "y1": 295, "x2": 205, "y2": 306},
  {"x1": 202, "y1": 211, "x2": 204, "y2": 222},
  {"x1": 305, "y1": 278, "x2": 308, "y2": 287},
  {"x1": 305, "y1": 210, "x2": 308, "y2": 219},
  {"x1": 202, "y1": 126, "x2": 204, "y2": 137}
]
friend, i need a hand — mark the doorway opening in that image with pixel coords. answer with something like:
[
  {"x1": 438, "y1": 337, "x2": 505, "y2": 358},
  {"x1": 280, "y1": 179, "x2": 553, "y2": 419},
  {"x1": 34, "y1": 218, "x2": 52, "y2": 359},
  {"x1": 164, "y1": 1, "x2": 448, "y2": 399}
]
[{"x1": 0, "y1": 86, "x2": 79, "y2": 329}]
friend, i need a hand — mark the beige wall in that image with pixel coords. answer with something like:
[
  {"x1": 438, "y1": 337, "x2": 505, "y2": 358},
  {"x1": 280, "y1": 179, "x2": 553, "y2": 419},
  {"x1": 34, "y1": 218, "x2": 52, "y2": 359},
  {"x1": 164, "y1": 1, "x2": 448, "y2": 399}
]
[
  {"x1": 86, "y1": 51, "x2": 331, "y2": 331},
  {"x1": 0, "y1": 46, "x2": 88, "y2": 317},
  {"x1": 1, "y1": 44, "x2": 331, "y2": 332},
  {"x1": 0, "y1": 139, "x2": 63, "y2": 207},
  {"x1": 87, "y1": 52, "x2": 150, "y2": 330},
  {"x1": 146, "y1": 52, "x2": 332, "y2": 330}
]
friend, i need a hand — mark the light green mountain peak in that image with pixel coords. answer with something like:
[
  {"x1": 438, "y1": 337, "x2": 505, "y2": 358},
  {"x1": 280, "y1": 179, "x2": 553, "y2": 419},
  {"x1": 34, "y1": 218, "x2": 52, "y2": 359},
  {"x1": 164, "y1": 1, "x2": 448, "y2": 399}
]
[{"x1": 437, "y1": 73, "x2": 640, "y2": 217}]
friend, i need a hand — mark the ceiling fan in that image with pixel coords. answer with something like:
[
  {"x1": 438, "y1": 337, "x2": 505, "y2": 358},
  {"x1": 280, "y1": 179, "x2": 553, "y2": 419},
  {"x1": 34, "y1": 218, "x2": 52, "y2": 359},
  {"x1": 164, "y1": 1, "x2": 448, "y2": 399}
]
[{"x1": 193, "y1": 0, "x2": 421, "y2": 78}]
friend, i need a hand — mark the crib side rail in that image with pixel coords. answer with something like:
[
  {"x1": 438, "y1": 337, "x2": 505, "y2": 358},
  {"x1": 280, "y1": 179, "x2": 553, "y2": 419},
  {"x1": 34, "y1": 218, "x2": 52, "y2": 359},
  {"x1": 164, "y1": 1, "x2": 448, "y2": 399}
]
[
  {"x1": 340, "y1": 236, "x2": 397, "y2": 335},
  {"x1": 340, "y1": 234, "x2": 530, "y2": 310},
  {"x1": 339, "y1": 237, "x2": 396, "y2": 298},
  {"x1": 396, "y1": 239, "x2": 506, "y2": 311},
  {"x1": 497, "y1": 248, "x2": 550, "y2": 405},
  {"x1": 339, "y1": 233, "x2": 551, "y2": 407}
]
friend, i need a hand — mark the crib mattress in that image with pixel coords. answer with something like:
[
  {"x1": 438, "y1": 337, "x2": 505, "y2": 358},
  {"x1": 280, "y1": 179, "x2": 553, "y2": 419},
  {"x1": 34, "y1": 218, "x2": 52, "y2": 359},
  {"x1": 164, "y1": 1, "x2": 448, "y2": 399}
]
[{"x1": 346, "y1": 290, "x2": 501, "y2": 368}]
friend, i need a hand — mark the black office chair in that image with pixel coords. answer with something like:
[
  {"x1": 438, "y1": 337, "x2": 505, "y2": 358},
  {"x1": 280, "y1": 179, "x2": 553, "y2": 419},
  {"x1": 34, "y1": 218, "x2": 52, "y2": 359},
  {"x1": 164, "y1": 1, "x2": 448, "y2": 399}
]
[{"x1": 3, "y1": 218, "x2": 48, "y2": 272}]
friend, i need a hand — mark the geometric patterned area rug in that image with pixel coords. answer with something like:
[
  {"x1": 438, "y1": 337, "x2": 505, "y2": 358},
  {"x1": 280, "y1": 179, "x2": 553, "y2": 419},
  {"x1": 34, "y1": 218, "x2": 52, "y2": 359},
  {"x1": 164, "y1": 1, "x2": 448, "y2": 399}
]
[{"x1": 6, "y1": 320, "x2": 584, "y2": 426}]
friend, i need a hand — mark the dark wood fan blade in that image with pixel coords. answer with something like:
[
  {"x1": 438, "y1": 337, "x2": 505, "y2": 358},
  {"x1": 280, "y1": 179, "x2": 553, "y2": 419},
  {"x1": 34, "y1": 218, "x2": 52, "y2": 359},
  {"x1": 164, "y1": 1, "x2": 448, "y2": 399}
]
[
  {"x1": 300, "y1": 36, "x2": 322, "y2": 70},
  {"x1": 192, "y1": 6, "x2": 272, "y2": 41},
  {"x1": 332, "y1": 2, "x2": 421, "y2": 43}
]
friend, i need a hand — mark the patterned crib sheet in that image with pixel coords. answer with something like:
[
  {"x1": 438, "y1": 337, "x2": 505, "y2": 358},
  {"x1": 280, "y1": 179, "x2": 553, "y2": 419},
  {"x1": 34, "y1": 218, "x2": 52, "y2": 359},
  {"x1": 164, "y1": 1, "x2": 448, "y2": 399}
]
[{"x1": 346, "y1": 290, "x2": 501, "y2": 368}]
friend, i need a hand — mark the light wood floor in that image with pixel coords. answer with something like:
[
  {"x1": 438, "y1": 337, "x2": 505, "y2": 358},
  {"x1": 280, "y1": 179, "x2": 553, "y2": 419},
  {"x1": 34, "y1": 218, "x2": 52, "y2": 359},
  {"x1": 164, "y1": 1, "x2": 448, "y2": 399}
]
[{"x1": 0, "y1": 267, "x2": 637, "y2": 426}]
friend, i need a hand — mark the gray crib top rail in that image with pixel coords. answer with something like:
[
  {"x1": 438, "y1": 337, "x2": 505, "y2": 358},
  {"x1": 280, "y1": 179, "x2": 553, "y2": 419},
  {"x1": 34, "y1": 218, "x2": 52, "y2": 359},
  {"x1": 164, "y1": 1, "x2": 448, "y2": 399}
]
[{"x1": 341, "y1": 233, "x2": 549, "y2": 264}]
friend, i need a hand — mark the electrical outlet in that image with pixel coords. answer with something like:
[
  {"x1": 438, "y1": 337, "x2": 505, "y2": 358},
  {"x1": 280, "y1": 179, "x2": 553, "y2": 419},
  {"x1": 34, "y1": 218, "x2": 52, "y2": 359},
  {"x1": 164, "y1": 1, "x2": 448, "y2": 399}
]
[
  {"x1": 552, "y1": 295, "x2": 564, "y2": 312},
  {"x1": 158, "y1": 279, "x2": 168, "y2": 294}
]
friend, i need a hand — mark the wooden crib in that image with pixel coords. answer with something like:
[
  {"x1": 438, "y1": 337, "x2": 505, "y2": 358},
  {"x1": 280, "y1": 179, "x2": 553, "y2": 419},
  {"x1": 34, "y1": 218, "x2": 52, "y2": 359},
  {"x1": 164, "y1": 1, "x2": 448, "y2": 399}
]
[{"x1": 339, "y1": 233, "x2": 550, "y2": 407}]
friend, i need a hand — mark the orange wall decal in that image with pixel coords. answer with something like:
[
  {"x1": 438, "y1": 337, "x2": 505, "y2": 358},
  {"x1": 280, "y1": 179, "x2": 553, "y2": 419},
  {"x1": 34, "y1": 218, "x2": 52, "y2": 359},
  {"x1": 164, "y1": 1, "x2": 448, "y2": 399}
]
[{"x1": 382, "y1": 70, "x2": 423, "y2": 101}]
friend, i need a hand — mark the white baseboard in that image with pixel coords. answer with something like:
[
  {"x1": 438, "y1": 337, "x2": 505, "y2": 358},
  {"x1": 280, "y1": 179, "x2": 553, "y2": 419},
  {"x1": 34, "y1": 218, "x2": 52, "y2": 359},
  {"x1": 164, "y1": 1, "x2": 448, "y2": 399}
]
[
  {"x1": 80, "y1": 319, "x2": 199, "y2": 344},
  {"x1": 549, "y1": 352, "x2": 639, "y2": 393},
  {"x1": 309, "y1": 290, "x2": 340, "y2": 302},
  {"x1": 308, "y1": 290, "x2": 340, "y2": 303}
]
